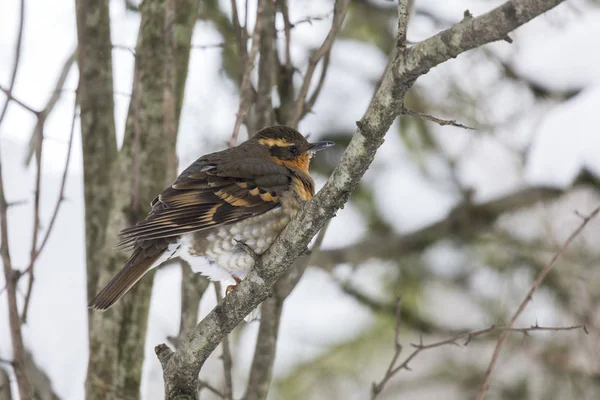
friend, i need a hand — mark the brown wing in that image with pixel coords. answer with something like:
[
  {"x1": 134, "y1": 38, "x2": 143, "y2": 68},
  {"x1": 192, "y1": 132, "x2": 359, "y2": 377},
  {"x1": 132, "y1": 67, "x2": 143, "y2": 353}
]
[{"x1": 116, "y1": 157, "x2": 292, "y2": 249}]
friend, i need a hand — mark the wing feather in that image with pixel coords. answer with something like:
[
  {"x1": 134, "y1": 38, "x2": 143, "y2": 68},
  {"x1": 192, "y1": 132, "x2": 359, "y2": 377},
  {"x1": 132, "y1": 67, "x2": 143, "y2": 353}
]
[{"x1": 117, "y1": 157, "x2": 291, "y2": 249}]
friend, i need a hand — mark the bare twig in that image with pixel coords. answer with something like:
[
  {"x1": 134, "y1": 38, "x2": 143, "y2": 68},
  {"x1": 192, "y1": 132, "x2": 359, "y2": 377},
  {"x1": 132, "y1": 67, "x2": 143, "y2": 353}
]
[
  {"x1": 0, "y1": 86, "x2": 39, "y2": 115},
  {"x1": 20, "y1": 91, "x2": 79, "y2": 323},
  {"x1": 401, "y1": 107, "x2": 475, "y2": 130},
  {"x1": 243, "y1": 222, "x2": 331, "y2": 400},
  {"x1": 279, "y1": 0, "x2": 292, "y2": 69},
  {"x1": 230, "y1": 0, "x2": 247, "y2": 63},
  {"x1": 168, "y1": 261, "x2": 210, "y2": 349},
  {"x1": 0, "y1": 0, "x2": 32, "y2": 398},
  {"x1": 1, "y1": 135, "x2": 33, "y2": 400},
  {"x1": 477, "y1": 206, "x2": 600, "y2": 400},
  {"x1": 0, "y1": 0, "x2": 25, "y2": 126},
  {"x1": 198, "y1": 379, "x2": 225, "y2": 398},
  {"x1": 304, "y1": 51, "x2": 330, "y2": 115},
  {"x1": 291, "y1": 0, "x2": 350, "y2": 127},
  {"x1": 229, "y1": 0, "x2": 264, "y2": 146},
  {"x1": 372, "y1": 322, "x2": 587, "y2": 399},
  {"x1": 214, "y1": 282, "x2": 234, "y2": 400},
  {"x1": 24, "y1": 50, "x2": 76, "y2": 165}
]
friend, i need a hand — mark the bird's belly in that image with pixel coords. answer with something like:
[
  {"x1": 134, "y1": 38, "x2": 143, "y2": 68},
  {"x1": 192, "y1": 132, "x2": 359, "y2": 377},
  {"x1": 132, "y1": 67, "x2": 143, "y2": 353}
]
[{"x1": 180, "y1": 207, "x2": 291, "y2": 279}]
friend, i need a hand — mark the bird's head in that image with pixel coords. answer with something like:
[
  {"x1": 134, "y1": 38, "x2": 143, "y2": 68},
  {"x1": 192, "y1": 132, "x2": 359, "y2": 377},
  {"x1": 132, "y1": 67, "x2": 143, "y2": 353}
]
[{"x1": 253, "y1": 125, "x2": 335, "y2": 172}]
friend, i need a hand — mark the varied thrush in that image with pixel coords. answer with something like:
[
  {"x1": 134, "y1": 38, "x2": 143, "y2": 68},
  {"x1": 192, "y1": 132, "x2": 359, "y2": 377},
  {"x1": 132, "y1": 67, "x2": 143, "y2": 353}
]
[{"x1": 89, "y1": 125, "x2": 334, "y2": 310}]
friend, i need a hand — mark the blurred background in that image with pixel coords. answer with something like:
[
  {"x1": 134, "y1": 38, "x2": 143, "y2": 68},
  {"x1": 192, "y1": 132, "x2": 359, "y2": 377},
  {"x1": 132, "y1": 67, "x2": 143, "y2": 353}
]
[{"x1": 1, "y1": 0, "x2": 600, "y2": 399}]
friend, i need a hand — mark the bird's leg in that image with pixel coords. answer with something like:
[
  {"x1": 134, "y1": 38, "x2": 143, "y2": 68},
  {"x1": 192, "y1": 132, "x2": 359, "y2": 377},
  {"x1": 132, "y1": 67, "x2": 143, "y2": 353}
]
[
  {"x1": 226, "y1": 275, "x2": 242, "y2": 295},
  {"x1": 233, "y1": 238, "x2": 259, "y2": 261}
]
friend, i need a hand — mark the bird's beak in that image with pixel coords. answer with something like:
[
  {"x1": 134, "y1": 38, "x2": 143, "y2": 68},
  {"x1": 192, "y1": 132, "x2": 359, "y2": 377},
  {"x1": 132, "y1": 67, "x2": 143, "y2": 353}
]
[{"x1": 308, "y1": 141, "x2": 335, "y2": 153}]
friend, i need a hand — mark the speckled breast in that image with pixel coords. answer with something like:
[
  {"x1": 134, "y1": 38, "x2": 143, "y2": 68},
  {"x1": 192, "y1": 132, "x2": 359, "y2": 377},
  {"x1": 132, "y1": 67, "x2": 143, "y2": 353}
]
[{"x1": 185, "y1": 198, "x2": 300, "y2": 278}]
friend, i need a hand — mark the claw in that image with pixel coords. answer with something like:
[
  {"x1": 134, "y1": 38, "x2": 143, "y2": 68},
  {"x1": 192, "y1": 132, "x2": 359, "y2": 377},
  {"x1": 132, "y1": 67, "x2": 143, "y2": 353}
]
[{"x1": 225, "y1": 275, "x2": 242, "y2": 296}]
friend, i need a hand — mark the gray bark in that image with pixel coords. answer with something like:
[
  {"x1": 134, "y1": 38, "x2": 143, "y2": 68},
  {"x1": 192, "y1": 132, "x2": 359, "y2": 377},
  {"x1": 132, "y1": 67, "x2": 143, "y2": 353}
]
[{"x1": 81, "y1": 0, "x2": 199, "y2": 398}]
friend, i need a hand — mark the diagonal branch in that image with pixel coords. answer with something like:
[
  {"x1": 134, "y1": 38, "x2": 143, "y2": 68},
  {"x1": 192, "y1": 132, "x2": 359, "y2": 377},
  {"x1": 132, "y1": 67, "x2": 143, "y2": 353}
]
[
  {"x1": 156, "y1": 1, "x2": 568, "y2": 399},
  {"x1": 477, "y1": 206, "x2": 600, "y2": 400}
]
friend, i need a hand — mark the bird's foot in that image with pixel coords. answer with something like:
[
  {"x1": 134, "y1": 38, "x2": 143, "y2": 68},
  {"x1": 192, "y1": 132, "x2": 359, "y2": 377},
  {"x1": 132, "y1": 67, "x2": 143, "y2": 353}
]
[
  {"x1": 226, "y1": 275, "x2": 242, "y2": 295},
  {"x1": 233, "y1": 239, "x2": 259, "y2": 261}
]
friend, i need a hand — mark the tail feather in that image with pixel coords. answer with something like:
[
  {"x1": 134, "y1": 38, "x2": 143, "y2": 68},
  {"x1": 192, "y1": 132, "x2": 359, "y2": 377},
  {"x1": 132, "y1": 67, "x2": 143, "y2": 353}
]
[{"x1": 88, "y1": 248, "x2": 162, "y2": 311}]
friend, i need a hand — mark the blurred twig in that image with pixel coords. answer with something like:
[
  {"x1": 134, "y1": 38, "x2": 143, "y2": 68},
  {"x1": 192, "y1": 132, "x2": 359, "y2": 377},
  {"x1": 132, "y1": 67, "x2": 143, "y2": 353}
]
[
  {"x1": 314, "y1": 186, "x2": 566, "y2": 269},
  {"x1": 0, "y1": 0, "x2": 33, "y2": 398},
  {"x1": 243, "y1": 222, "x2": 331, "y2": 400},
  {"x1": 24, "y1": 50, "x2": 77, "y2": 165},
  {"x1": 0, "y1": 0, "x2": 25, "y2": 126},
  {"x1": 230, "y1": 0, "x2": 248, "y2": 63},
  {"x1": 291, "y1": 0, "x2": 350, "y2": 127},
  {"x1": 198, "y1": 379, "x2": 225, "y2": 398},
  {"x1": 477, "y1": 206, "x2": 600, "y2": 400},
  {"x1": 229, "y1": 0, "x2": 264, "y2": 146},
  {"x1": 401, "y1": 107, "x2": 475, "y2": 130},
  {"x1": 372, "y1": 320, "x2": 587, "y2": 399},
  {"x1": 214, "y1": 282, "x2": 234, "y2": 400},
  {"x1": 20, "y1": 90, "x2": 79, "y2": 324}
]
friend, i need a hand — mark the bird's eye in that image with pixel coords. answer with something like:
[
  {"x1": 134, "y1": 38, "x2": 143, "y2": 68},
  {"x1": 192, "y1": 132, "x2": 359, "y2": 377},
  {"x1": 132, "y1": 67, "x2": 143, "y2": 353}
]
[{"x1": 289, "y1": 145, "x2": 298, "y2": 155}]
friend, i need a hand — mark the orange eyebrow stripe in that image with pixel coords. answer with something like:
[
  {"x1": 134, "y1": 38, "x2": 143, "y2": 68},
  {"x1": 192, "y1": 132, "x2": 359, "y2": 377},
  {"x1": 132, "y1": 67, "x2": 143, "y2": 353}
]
[{"x1": 258, "y1": 138, "x2": 292, "y2": 147}]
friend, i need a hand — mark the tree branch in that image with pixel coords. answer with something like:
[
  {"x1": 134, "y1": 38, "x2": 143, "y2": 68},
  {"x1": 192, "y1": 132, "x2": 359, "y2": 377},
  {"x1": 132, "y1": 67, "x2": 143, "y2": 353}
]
[
  {"x1": 156, "y1": 1, "x2": 567, "y2": 398},
  {"x1": 477, "y1": 206, "x2": 600, "y2": 399}
]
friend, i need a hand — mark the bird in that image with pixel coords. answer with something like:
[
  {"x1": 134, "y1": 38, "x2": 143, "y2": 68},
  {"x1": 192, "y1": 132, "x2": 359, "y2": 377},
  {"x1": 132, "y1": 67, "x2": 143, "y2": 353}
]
[{"x1": 89, "y1": 125, "x2": 334, "y2": 311}]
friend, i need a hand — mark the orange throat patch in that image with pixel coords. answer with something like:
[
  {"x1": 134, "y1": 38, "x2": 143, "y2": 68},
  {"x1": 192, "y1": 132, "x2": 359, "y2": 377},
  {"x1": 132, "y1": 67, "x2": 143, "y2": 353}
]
[
  {"x1": 292, "y1": 176, "x2": 313, "y2": 201},
  {"x1": 272, "y1": 153, "x2": 311, "y2": 173}
]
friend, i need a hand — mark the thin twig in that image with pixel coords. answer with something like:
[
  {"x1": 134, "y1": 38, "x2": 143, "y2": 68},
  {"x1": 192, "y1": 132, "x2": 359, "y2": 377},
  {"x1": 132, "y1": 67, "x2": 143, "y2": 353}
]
[
  {"x1": 21, "y1": 104, "x2": 44, "y2": 326},
  {"x1": 229, "y1": 0, "x2": 264, "y2": 147},
  {"x1": 401, "y1": 107, "x2": 475, "y2": 130},
  {"x1": 291, "y1": 0, "x2": 350, "y2": 127},
  {"x1": 477, "y1": 206, "x2": 600, "y2": 400},
  {"x1": 20, "y1": 91, "x2": 79, "y2": 323},
  {"x1": 0, "y1": 85, "x2": 39, "y2": 115},
  {"x1": 214, "y1": 282, "x2": 234, "y2": 400},
  {"x1": 230, "y1": 0, "x2": 247, "y2": 63},
  {"x1": 0, "y1": 1, "x2": 32, "y2": 397},
  {"x1": 24, "y1": 50, "x2": 77, "y2": 165},
  {"x1": 198, "y1": 379, "x2": 225, "y2": 398},
  {"x1": 305, "y1": 51, "x2": 330, "y2": 114},
  {"x1": 279, "y1": 0, "x2": 292, "y2": 69},
  {"x1": 371, "y1": 323, "x2": 587, "y2": 399},
  {"x1": 0, "y1": 0, "x2": 25, "y2": 126}
]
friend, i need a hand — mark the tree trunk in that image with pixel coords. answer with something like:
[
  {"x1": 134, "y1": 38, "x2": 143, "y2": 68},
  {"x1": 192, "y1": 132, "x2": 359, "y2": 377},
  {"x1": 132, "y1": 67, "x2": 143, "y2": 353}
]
[{"x1": 80, "y1": 0, "x2": 199, "y2": 398}]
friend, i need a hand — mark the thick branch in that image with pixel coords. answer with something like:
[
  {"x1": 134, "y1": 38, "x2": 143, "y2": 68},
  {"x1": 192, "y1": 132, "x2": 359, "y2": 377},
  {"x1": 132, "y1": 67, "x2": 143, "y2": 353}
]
[{"x1": 157, "y1": 0, "x2": 567, "y2": 398}]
